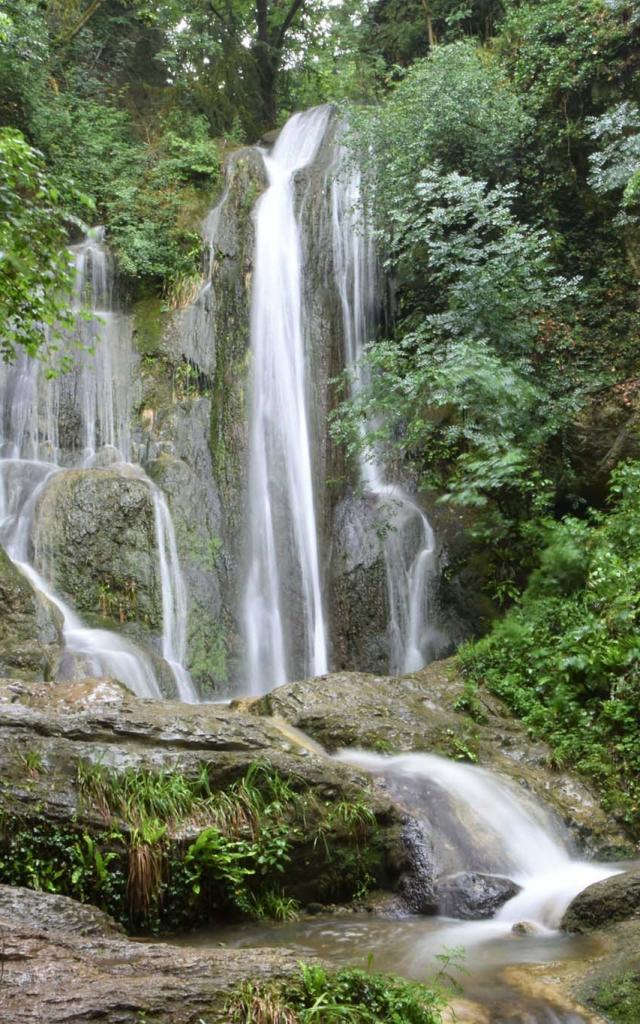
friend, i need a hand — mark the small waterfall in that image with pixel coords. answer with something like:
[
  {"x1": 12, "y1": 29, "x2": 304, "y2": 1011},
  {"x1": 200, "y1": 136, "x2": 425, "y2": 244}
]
[
  {"x1": 330, "y1": 150, "x2": 438, "y2": 675},
  {"x1": 0, "y1": 228, "x2": 196, "y2": 700},
  {"x1": 151, "y1": 485, "x2": 197, "y2": 701},
  {"x1": 243, "y1": 107, "x2": 331, "y2": 694},
  {"x1": 340, "y1": 750, "x2": 619, "y2": 930}
]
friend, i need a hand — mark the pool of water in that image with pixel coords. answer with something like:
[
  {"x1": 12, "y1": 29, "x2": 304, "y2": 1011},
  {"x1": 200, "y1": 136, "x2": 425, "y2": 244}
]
[{"x1": 175, "y1": 911, "x2": 601, "y2": 1023}]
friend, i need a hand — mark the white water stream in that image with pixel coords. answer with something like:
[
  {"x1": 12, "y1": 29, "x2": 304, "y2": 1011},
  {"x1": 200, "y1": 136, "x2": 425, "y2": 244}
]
[
  {"x1": 330, "y1": 147, "x2": 438, "y2": 674},
  {"x1": 0, "y1": 230, "x2": 197, "y2": 701},
  {"x1": 243, "y1": 107, "x2": 331, "y2": 694},
  {"x1": 183, "y1": 743, "x2": 626, "y2": 1022},
  {"x1": 340, "y1": 750, "x2": 620, "y2": 932}
]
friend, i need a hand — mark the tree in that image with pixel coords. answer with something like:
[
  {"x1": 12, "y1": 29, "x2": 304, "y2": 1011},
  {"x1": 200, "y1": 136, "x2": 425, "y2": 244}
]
[{"x1": 0, "y1": 128, "x2": 79, "y2": 361}]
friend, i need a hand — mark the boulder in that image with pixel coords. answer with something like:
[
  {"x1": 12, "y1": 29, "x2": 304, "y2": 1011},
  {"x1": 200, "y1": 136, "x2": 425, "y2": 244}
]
[
  {"x1": 435, "y1": 871, "x2": 521, "y2": 920},
  {"x1": 397, "y1": 818, "x2": 438, "y2": 914},
  {"x1": 0, "y1": 883, "x2": 124, "y2": 936},
  {"x1": 33, "y1": 467, "x2": 162, "y2": 632},
  {"x1": 0, "y1": 545, "x2": 63, "y2": 679},
  {"x1": 561, "y1": 869, "x2": 640, "y2": 933}
]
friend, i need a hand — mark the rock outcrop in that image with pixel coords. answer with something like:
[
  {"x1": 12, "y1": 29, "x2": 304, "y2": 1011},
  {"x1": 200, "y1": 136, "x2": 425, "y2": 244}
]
[
  {"x1": 0, "y1": 546, "x2": 63, "y2": 679},
  {"x1": 0, "y1": 676, "x2": 410, "y2": 927},
  {"x1": 435, "y1": 871, "x2": 521, "y2": 920},
  {"x1": 33, "y1": 467, "x2": 161, "y2": 631},
  {"x1": 0, "y1": 892, "x2": 305, "y2": 1024},
  {"x1": 254, "y1": 659, "x2": 632, "y2": 857}
]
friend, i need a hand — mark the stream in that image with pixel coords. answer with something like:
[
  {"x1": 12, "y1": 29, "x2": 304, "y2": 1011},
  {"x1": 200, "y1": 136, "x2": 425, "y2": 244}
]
[{"x1": 174, "y1": 744, "x2": 629, "y2": 1023}]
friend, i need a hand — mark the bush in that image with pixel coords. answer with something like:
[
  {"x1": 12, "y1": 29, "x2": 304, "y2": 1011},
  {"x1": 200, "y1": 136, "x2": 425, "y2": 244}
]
[{"x1": 459, "y1": 461, "x2": 640, "y2": 833}]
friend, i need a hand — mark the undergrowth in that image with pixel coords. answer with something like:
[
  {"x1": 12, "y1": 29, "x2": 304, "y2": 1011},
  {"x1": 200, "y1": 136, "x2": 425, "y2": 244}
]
[
  {"x1": 227, "y1": 962, "x2": 448, "y2": 1023},
  {"x1": 0, "y1": 760, "x2": 382, "y2": 932},
  {"x1": 459, "y1": 461, "x2": 640, "y2": 836}
]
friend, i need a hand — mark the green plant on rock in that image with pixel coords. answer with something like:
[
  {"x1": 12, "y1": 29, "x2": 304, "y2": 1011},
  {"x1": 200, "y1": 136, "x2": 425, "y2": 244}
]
[{"x1": 227, "y1": 963, "x2": 447, "y2": 1023}]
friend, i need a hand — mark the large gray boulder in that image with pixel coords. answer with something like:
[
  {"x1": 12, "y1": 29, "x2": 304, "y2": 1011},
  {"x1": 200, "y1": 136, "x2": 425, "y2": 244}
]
[
  {"x1": 0, "y1": 900, "x2": 305, "y2": 1024},
  {"x1": 0, "y1": 883, "x2": 124, "y2": 936}
]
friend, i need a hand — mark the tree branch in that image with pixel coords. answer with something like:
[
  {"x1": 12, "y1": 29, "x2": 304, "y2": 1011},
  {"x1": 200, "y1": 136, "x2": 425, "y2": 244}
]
[
  {"x1": 55, "y1": 0, "x2": 105, "y2": 45},
  {"x1": 274, "y1": 0, "x2": 306, "y2": 51}
]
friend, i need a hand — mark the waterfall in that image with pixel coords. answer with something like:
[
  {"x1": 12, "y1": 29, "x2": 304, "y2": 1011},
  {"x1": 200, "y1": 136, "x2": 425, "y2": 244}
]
[
  {"x1": 151, "y1": 485, "x2": 196, "y2": 701},
  {"x1": 340, "y1": 750, "x2": 619, "y2": 930},
  {"x1": 243, "y1": 107, "x2": 331, "y2": 694},
  {"x1": 0, "y1": 229, "x2": 197, "y2": 701},
  {"x1": 330, "y1": 147, "x2": 438, "y2": 675}
]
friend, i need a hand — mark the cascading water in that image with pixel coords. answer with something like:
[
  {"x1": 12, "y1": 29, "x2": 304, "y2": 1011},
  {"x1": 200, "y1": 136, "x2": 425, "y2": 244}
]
[
  {"x1": 330, "y1": 148, "x2": 438, "y2": 675},
  {"x1": 0, "y1": 229, "x2": 197, "y2": 701},
  {"x1": 243, "y1": 107, "x2": 331, "y2": 694},
  {"x1": 339, "y1": 750, "x2": 620, "y2": 931}
]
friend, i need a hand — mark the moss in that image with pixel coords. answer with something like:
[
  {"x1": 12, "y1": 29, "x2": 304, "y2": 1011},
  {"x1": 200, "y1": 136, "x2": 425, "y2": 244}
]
[
  {"x1": 132, "y1": 297, "x2": 166, "y2": 356},
  {"x1": 187, "y1": 599, "x2": 230, "y2": 692},
  {"x1": 592, "y1": 972, "x2": 640, "y2": 1024}
]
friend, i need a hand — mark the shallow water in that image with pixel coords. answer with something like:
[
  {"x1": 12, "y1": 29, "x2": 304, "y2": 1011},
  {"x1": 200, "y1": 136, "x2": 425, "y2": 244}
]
[{"x1": 176, "y1": 912, "x2": 599, "y2": 1022}]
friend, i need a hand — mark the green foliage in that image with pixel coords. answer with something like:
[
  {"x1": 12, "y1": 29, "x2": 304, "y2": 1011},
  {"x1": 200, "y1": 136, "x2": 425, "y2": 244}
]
[
  {"x1": 65, "y1": 758, "x2": 380, "y2": 929},
  {"x1": 349, "y1": 40, "x2": 530, "y2": 234},
  {"x1": 334, "y1": 161, "x2": 579, "y2": 585},
  {"x1": 459, "y1": 461, "x2": 640, "y2": 832},
  {"x1": 591, "y1": 971, "x2": 640, "y2": 1024},
  {"x1": 0, "y1": 126, "x2": 81, "y2": 361},
  {"x1": 0, "y1": 816, "x2": 127, "y2": 915},
  {"x1": 228, "y1": 962, "x2": 447, "y2": 1023},
  {"x1": 587, "y1": 102, "x2": 640, "y2": 221}
]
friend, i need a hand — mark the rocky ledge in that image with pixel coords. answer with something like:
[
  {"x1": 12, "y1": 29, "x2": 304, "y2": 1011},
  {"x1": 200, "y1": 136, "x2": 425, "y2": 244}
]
[
  {"x1": 254, "y1": 660, "x2": 632, "y2": 856},
  {"x1": 0, "y1": 885, "x2": 304, "y2": 1024}
]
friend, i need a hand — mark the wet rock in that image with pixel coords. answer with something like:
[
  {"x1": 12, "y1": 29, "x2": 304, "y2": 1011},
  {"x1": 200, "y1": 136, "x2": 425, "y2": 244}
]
[
  {"x1": 511, "y1": 921, "x2": 539, "y2": 936},
  {"x1": 0, "y1": 906, "x2": 305, "y2": 1024},
  {"x1": 398, "y1": 819, "x2": 438, "y2": 914},
  {"x1": 0, "y1": 546, "x2": 63, "y2": 680},
  {"x1": 435, "y1": 871, "x2": 521, "y2": 920},
  {"x1": 33, "y1": 467, "x2": 162, "y2": 631},
  {"x1": 329, "y1": 491, "x2": 390, "y2": 674},
  {"x1": 561, "y1": 869, "x2": 640, "y2": 933},
  {"x1": 254, "y1": 660, "x2": 633, "y2": 857},
  {"x1": 0, "y1": 883, "x2": 124, "y2": 936}
]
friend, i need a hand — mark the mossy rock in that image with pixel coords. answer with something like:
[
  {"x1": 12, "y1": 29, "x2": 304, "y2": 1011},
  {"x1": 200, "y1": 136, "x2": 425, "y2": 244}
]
[{"x1": 33, "y1": 468, "x2": 162, "y2": 632}]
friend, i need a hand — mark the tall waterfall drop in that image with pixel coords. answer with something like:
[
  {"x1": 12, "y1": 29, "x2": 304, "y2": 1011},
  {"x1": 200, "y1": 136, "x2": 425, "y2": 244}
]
[
  {"x1": 243, "y1": 107, "x2": 331, "y2": 694},
  {"x1": 0, "y1": 230, "x2": 197, "y2": 701},
  {"x1": 330, "y1": 145, "x2": 438, "y2": 675}
]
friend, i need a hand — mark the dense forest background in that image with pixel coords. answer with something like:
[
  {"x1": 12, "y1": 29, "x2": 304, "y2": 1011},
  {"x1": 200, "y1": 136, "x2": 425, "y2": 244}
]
[{"x1": 1, "y1": 0, "x2": 640, "y2": 832}]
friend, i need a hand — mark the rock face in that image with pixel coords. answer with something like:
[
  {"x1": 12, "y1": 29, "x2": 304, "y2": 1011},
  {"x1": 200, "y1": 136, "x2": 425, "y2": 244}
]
[
  {"x1": 329, "y1": 492, "x2": 390, "y2": 674},
  {"x1": 0, "y1": 546, "x2": 63, "y2": 679},
  {"x1": 130, "y1": 148, "x2": 268, "y2": 695},
  {"x1": 0, "y1": 897, "x2": 305, "y2": 1024},
  {"x1": 435, "y1": 871, "x2": 521, "y2": 920},
  {"x1": 33, "y1": 467, "x2": 162, "y2": 631},
  {"x1": 561, "y1": 869, "x2": 640, "y2": 933},
  {"x1": 255, "y1": 660, "x2": 633, "y2": 857}
]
